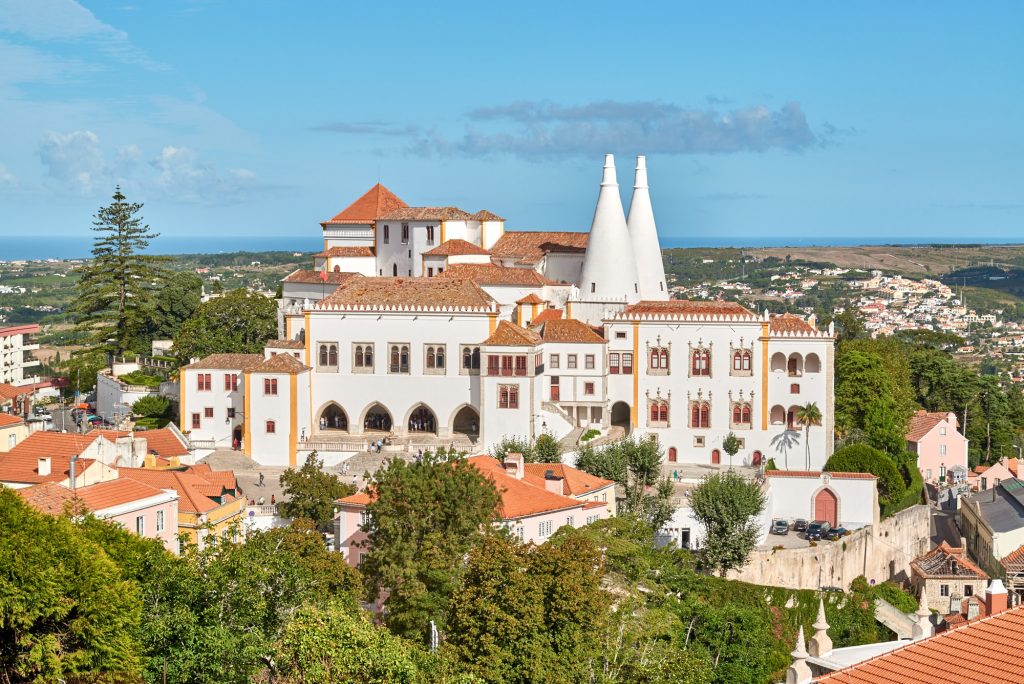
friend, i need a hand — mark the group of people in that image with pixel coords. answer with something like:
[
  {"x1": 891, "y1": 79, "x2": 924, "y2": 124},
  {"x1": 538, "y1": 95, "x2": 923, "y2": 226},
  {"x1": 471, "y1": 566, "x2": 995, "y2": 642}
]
[
  {"x1": 364, "y1": 413, "x2": 392, "y2": 431},
  {"x1": 249, "y1": 494, "x2": 276, "y2": 506},
  {"x1": 319, "y1": 414, "x2": 347, "y2": 431},
  {"x1": 407, "y1": 408, "x2": 436, "y2": 433}
]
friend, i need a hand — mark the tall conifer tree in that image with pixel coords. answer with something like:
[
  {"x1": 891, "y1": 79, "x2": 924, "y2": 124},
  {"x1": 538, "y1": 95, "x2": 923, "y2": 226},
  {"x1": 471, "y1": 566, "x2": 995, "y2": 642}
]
[{"x1": 73, "y1": 187, "x2": 169, "y2": 354}]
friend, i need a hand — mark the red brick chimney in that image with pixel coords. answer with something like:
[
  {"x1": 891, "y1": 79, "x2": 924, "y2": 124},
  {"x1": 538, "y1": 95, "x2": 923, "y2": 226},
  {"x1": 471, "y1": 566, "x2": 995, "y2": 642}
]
[{"x1": 985, "y1": 579, "x2": 1008, "y2": 615}]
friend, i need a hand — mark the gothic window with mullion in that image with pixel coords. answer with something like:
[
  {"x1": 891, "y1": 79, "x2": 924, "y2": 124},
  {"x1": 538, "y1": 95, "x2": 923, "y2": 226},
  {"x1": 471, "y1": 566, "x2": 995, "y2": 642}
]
[
  {"x1": 730, "y1": 340, "x2": 753, "y2": 377},
  {"x1": 689, "y1": 343, "x2": 711, "y2": 378},
  {"x1": 352, "y1": 342, "x2": 374, "y2": 373},
  {"x1": 388, "y1": 343, "x2": 410, "y2": 374},
  {"x1": 730, "y1": 401, "x2": 752, "y2": 429},
  {"x1": 424, "y1": 344, "x2": 446, "y2": 375},
  {"x1": 689, "y1": 400, "x2": 711, "y2": 428},
  {"x1": 460, "y1": 345, "x2": 481, "y2": 375},
  {"x1": 647, "y1": 339, "x2": 670, "y2": 376},
  {"x1": 318, "y1": 342, "x2": 339, "y2": 371},
  {"x1": 648, "y1": 396, "x2": 670, "y2": 428}
]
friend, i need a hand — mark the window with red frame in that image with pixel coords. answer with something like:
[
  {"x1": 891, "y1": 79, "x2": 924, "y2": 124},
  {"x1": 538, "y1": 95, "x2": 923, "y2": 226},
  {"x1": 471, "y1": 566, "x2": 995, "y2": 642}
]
[
  {"x1": 197, "y1": 373, "x2": 212, "y2": 391},
  {"x1": 691, "y1": 349, "x2": 710, "y2": 376},
  {"x1": 264, "y1": 378, "x2": 278, "y2": 395},
  {"x1": 584, "y1": 382, "x2": 595, "y2": 395},
  {"x1": 501, "y1": 355, "x2": 514, "y2": 376},
  {"x1": 191, "y1": 413, "x2": 201, "y2": 429},
  {"x1": 690, "y1": 401, "x2": 710, "y2": 428},
  {"x1": 487, "y1": 355, "x2": 500, "y2": 376},
  {"x1": 790, "y1": 383, "x2": 800, "y2": 394},
  {"x1": 609, "y1": 352, "x2": 620, "y2": 374},
  {"x1": 622, "y1": 353, "x2": 633, "y2": 374},
  {"x1": 668, "y1": 447, "x2": 677, "y2": 462},
  {"x1": 204, "y1": 407, "x2": 213, "y2": 418},
  {"x1": 498, "y1": 384, "x2": 519, "y2": 409},
  {"x1": 266, "y1": 420, "x2": 276, "y2": 433}
]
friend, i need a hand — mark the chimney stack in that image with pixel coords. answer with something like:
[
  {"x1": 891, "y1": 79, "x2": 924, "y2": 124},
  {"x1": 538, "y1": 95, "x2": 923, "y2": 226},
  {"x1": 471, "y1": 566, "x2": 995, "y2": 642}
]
[
  {"x1": 37, "y1": 457, "x2": 51, "y2": 477},
  {"x1": 912, "y1": 589, "x2": 933, "y2": 640},
  {"x1": 503, "y1": 452, "x2": 524, "y2": 480},
  {"x1": 985, "y1": 578, "x2": 1008, "y2": 615},
  {"x1": 578, "y1": 154, "x2": 640, "y2": 306},
  {"x1": 626, "y1": 154, "x2": 669, "y2": 301},
  {"x1": 543, "y1": 469, "x2": 564, "y2": 495}
]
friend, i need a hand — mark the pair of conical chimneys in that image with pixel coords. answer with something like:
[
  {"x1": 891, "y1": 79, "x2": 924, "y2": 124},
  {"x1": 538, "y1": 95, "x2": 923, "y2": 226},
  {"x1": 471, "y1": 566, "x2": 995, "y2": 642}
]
[{"x1": 578, "y1": 154, "x2": 669, "y2": 303}]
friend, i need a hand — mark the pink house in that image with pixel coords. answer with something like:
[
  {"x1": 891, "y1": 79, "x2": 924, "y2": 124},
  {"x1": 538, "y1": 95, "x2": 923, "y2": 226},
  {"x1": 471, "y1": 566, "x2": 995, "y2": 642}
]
[
  {"x1": 967, "y1": 460, "x2": 1016, "y2": 493},
  {"x1": 332, "y1": 453, "x2": 615, "y2": 566},
  {"x1": 16, "y1": 478, "x2": 180, "y2": 553},
  {"x1": 906, "y1": 410, "x2": 968, "y2": 484}
]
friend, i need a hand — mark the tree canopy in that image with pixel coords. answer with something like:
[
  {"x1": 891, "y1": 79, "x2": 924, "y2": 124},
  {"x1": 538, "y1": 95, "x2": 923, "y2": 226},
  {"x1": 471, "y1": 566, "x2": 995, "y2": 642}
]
[
  {"x1": 824, "y1": 443, "x2": 906, "y2": 506},
  {"x1": 278, "y1": 451, "x2": 355, "y2": 530},
  {"x1": 173, "y1": 288, "x2": 277, "y2": 361},
  {"x1": 689, "y1": 472, "x2": 766, "y2": 577}
]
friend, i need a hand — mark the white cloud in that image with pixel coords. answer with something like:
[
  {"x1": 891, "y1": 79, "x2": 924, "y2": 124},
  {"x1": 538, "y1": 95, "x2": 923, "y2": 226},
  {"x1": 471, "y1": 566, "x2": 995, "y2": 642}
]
[
  {"x1": 38, "y1": 129, "x2": 106, "y2": 194},
  {"x1": 0, "y1": 163, "x2": 15, "y2": 184},
  {"x1": 150, "y1": 145, "x2": 259, "y2": 203}
]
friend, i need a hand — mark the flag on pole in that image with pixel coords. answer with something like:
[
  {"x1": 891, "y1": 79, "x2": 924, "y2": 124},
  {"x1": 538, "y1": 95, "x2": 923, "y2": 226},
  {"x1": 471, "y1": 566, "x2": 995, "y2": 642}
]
[{"x1": 319, "y1": 269, "x2": 328, "y2": 282}]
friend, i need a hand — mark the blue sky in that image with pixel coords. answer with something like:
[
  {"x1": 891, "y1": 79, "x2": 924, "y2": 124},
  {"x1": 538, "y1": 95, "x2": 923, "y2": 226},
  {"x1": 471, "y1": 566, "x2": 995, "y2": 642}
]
[{"x1": 0, "y1": 1, "x2": 1021, "y2": 246}]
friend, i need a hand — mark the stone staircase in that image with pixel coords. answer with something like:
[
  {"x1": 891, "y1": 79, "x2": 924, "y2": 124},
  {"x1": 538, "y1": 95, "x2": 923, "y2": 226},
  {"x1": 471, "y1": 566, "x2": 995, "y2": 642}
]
[
  {"x1": 873, "y1": 597, "x2": 916, "y2": 639},
  {"x1": 587, "y1": 425, "x2": 626, "y2": 448},
  {"x1": 558, "y1": 427, "x2": 586, "y2": 451}
]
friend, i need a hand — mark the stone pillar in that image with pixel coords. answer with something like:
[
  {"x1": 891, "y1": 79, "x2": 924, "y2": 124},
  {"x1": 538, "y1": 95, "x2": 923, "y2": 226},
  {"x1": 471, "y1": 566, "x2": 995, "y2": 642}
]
[
  {"x1": 912, "y1": 589, "x2": 933, "y2": 640},
  {"x1": 786, "y1": 626, "x2": 813, "y2": 684}
]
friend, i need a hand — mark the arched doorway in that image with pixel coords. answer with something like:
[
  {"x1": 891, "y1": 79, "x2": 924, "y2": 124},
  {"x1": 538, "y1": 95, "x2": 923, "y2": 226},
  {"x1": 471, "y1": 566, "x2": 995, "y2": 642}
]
[
  {"x1": 610, "y1": 401, "x2": 631, "y2": 435},
  {"x1": 451, "y1": 405, "x2": 480, "y2": 438},
  {"x1": 407, "y1": 404, "x2": 437, "y2": 434},
  {"x1": 318, "y1": 403, "x2": 348, "y2": 432},
  {"x1": 711, "y1": 449, "x2": 721, "y2": 465},
  {"x1": 814, "y1": 488, "x2": 838, "y2": 526},
  {"x1": 363, "y1": 403, "x2": 392, "y2": 433},
  {"x1": 787, "y1": 353, "x2": 803, "y2": 376},
  {"x1": 232, "y1": 426, "x2": 242, "y2": 450}
]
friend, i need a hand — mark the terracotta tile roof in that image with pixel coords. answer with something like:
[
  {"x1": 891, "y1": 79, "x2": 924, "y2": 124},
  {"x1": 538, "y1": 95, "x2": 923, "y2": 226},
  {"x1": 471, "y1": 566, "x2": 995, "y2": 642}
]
[
  {"x1": 764, "y1": 470, "x2": 877, "y2": 480},
  {"x1": 490, "y1": 231, "x2": 589, "y2": 263},
  {"x1": 0, "y1": 413, "x2": 24, "y2": 427},
  {"x1": 814, "y1": 603, "x2": 1024, "y2": 683},
  {"x1": 422, "y1": 239, "x2": 490, "y2": 257},
  {"x1": 320, "y1": 276, "x2": 495, "y2": 311},
  {"x1": 516, "y1": 293, "x2": 544, "y2": 304},
  {"x1": 0, "y1": 449, "x2": 98, "y2": 485},
  {"x1": 92, "y1": 428, "x2": 189, "y2": 458},
  {"x1": 15, "y1": 482, "x2": 79, "y2": 514},
  {"x1": 467, "y1": 456, "x2": 588, "y2": 518},
  {"x1": 6, "y1": 431, "x2": 100, "y2": 460},
  {"x1": 906, "y1": 410, "x2": 954, "y2": 442},
  {"x1": 472, "y1": 210, "x2": 505, "y2": 221},
  {"x1": 999, "y1": 544, "x2": 1024, "y2": 573},
  {"x1": 75, "y1": 478, "x2": 173, "y2": 511},
  {"x1": 119, "y1": 465, "x2": 239, "y2": 515},
  {"x1": 255, "y1": 353, "x2": 309, "y2": 374},
  {"x1": 522, "y1": 462, "x2": 614, "y2": 497},
  {"x1": 378, "y1": 206, "x2": 473, "y2": 221},
  {"x1": 769, "y1": 312, "x2": 817, "y2": 333},
  {"x1": 0, "y1": 383, "x2": 30, "y2": 401},
  {"x1": 533, "y1": 318, "x2": 606, "y2": 344},
  {"x1": 619, "y1": 300, "x2": 758, "y2": 320},
  {"x1": 180, "y1": 354, "x2": 264, "y2": 372},
  {"x1": 283, "y1": 269, "x2": 362, "y2": 286},
  {"x1": 324, "y1": 183, "x2": 407, "y2": 224},
  {"x1": 531, "y1": 308, "x2": 563, "y2": 324},
  {"x1": 337, "y1": 491, "x2": 373, "y2": 507},
  {"x1": 316, "y1": 246, "x2": 375, "y2": 258},
  {"x1": 911, "y1": 541, "x2": 989, "y2": 579},
  {"x1": 482, "y1": 321, "x2": 542, "y2": 346},
  {"x1": 437, "y1": 263, "x2": 561, "y2": 286},
  {"x1": 265, "y1": 339, "x2": 305, "y2": 349}
]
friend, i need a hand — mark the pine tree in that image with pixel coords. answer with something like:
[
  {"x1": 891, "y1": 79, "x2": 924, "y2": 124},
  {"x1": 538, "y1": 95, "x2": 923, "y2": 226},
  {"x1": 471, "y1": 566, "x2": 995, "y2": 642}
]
[{"x1": 72, "y1": 187, "x2": 169, "y2": 354}]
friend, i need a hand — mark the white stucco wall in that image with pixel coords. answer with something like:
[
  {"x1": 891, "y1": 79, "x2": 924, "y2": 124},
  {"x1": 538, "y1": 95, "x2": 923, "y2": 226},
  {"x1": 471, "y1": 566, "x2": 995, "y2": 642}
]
[{"x1": 765, "y1": 472, "x2": 879, "y2": 531}]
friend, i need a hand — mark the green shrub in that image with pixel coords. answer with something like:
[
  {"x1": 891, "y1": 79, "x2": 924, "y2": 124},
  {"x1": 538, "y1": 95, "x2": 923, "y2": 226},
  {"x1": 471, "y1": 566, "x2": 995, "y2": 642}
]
[
  {"x1": 132, "y1": 395, "x2": 170, "y2": 418},
  {"x1": 825, "y1": 443, "x2": 906, "y2": 506},
  {"x1": 581, "y1": 428, "x2": 601, "y2": 442},
  {"x1": 882, "y1": 457, "x2": 924, "y2": 517},
  {"x1": 119, "y1": 370, "x2": 163, "y2": 388}
]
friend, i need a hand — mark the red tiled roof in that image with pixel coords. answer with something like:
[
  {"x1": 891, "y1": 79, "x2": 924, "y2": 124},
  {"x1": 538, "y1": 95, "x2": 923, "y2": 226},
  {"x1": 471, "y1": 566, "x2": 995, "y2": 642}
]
[
  {"x1": 911, "y1": 541, "x2": 989, "y2": 580},
  {"x1": 180, "y1": 354, "x2": 264, "y2": 372},
  {"x1": 118, "y1": 465, "x2": 239, "y2": 515},
  {"x1": 531, "y1": 308, "x2": 563, "y2": 324},
  {"x1": 906, "y1": 410, "x2": 955, "y2": 442},
  {"x1": 764, "y1": 470, "x2": 877, "y2": 480},
  {"x1": 75, "y1": 477, "x2": 173, "y2": 511},
  {"x1": 378, "y1": 206, "x2": 473, "y2": 221},
  {"x1": 6, "y1": 431, "x2": 100, "y2": 460},
  {"x1": 490, "y1": 231, "x2": 589, "y2": 264},
  {"x1": 522, "y1": 462, "x2": 614, "y2": 497},
  {"x1": 619, "y1": 300, "x2": 758, "y2": 319},
  {"x1": 437, "y1": 263, "x2": 562, "y2": 286},
  {"x1": 769, "y1": 312, "x2": 818, "y2": 334},
  {"x1": 467, "y1": 455, "x2": 589, "y2": 518},
  {"x1": 423, "y1": 239, "x2": 490, "y2": 257},
  {"x1": 0, "y1": 413, "x2": 24, "y2": 428},
  {"x1": 516, "y1": 293, "x2": 544, "y2": 304},
  {"x1": 15, "y1": 482, "x2": 79, "y2": 515},
  {"x1": 482, "y1": 321, "x2": 542, "y2": 347},
  {"x1": 0, "y1": 383, "x2": 31, "y2": 401},
  {"x1": 533, "y1": 318, "x2": 606, "y2": 344},
  {"x1": 320, "y1": 276, "x2": 495, "y2": 311},
  {"x1": 0, "y1": 449, "x2": 98, "y2": 485},
  {"x1": 337, "y1": 491, "x2": 373, "y2": 507},
  {"x1": 324, "y1": 183, "x2": 407, "y2": 224},
  {"x1": 815, "y1": 604, "x2": 1024, "y2": 683},
  {"x1": 472, "y1": 210, "x2": 505, "y2": 221},
  {"x1": 92, "y1": 428, "x2": 189, "y2": 458},
  {"x1": 0, "y1": 323, "x2": 41, "y2": 336},
  {"x1": 265, "y1": 339, "x2": 305, "y2": 349},
  {"x1": 254, "y1": 353, "x2": 309, "y2": 374},
  {"x1": 282, "y1": 269, "x2": 362, "y2": 286},
  {"x1": 317, "y1": 246, "x2": 375, "y2": 258},
  {"x1": 1000, "y1": 544, "x2": 1024, "y2": 573}
]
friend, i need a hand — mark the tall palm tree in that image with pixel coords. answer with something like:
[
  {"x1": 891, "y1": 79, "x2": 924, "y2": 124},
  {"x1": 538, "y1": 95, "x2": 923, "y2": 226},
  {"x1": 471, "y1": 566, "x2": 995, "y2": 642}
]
[{"x1": 795, "y1": 402, "x2": 823, "y2": 470}]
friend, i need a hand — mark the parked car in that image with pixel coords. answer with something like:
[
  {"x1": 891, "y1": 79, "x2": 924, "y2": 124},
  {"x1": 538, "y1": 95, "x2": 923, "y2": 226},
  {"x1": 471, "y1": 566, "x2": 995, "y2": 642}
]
[
  {"x1": 32, "y1": 405, "x2": 49, "y2": 416},
  {"x1": 770, "y1": 519, "x2": 790, "y2": 535},
  {"x1": 793, "y1": 519, "x2": 808, "y2": 533},
  {"x1": 823, "y1": 527, "x2": 847, "y2": 541},
  {"x1": 805, "y1": 520, "x2": 831, "y2": 541}
]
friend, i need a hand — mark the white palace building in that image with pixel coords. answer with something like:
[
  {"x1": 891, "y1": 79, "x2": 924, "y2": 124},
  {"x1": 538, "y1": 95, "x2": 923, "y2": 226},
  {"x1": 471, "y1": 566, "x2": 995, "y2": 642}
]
[{"x1": 179, "y1": 155, "x2": 835, "y2": 470}]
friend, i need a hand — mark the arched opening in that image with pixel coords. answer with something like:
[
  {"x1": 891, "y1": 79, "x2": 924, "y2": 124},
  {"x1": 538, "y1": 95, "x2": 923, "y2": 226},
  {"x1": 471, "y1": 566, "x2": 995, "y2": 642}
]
[
  {"x1": 451, "y1": 405, "x2": 480, "y2": 438},
  {"x1": 787, "y1": 353, "x2": 803, "y2": 377},
  {"x1": 668, "y1": 447, "x2": 677, "y2": 463},
  {"x1": 770, "y1": 405, "x2": 786, "y2": 425},
  {"x1": 232, "y1": 426, "x2": 242, "y2": 450},
  {"x1": 752, "y1": 450, "x2": 763, "y2": 466},
  {"x1": 392, "y1": 263, "x2": 398, "y2": 277},
  {"x1": 770, "y1": 352, "x2": 787, "y2": 372},
  {"x1": 610, "y1": 401, "x2": 631, "y2": 435},
  {"x1": 814, "y1": 488, "x2": 838, "y2": 526},
  {"x1": 805, "y1": 353, "x2": 821, "y2": 373},
  {"x1": 318, "y1": 403, "x2": 348, "y2": 432},
  {"x1": 787, "y1": 405, "x2": 801, "y2": 430},
  {"x1": 407, "y1": 404, "x2": 437, "y2": 434},
  {"x1": 333, "y1": 265, "x2": 341, "y2": 272},
  {"x1": 363, "y1": 403, "x2": 393, "y2": 433},
  {"x1": 711, "y1": 449, "x2": 721, "y2": 465}
]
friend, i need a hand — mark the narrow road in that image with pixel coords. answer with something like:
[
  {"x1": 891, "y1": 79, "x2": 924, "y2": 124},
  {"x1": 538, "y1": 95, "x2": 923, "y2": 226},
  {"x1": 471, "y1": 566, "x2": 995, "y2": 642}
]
[{"x1": 931, "y1": 509, "x2": 960, "y2": 548}]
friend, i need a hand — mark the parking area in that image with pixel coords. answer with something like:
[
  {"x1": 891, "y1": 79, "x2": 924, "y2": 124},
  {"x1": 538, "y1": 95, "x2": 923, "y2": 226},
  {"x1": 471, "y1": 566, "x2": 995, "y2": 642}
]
[{"x1": 761, "y1": 530, "x2": 811, "y2": 550}]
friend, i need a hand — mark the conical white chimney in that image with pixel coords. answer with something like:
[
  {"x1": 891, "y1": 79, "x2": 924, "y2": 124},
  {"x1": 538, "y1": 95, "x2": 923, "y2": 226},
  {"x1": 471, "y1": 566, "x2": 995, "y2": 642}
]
[
  {"x1": 578, "y1": 154, "x2": 640, "y2": 303},
  {"x1": 626, "y1": 155, "x2": 669, "y2": 301}
]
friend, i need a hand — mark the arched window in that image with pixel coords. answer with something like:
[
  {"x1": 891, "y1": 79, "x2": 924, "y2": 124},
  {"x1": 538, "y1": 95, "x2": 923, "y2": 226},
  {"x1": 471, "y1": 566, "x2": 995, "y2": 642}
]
[
  {"x1": 426, "y1": 346, "x2": 435, "y2": 369},
  {"x1": 319, "y1": 344, "x2": 328, "y2": 366},
  {"x1": 392, "y1": 263, "x2": 398, "y2": 277},
  {"x1": 649, "y1": 346, "x2": 670, "y2": 373},
  {"x1": 732, "y1": 404, "x2": 742, "y2": 424},
  {"x1": 659, "y1": 403, "x2": 669, "y2": 422},
  {"x1": 742, "y1": 351, "x2": 751, "y2": 370},
  {"x1": 733, "y1": 352, "x2": 742, "y2": 371},
  {"x1": 328, "y1": 344, "x2": 337, "y2": 366},
  {"x1": 354, "y1": 345, "x2": 364, "y2": 367},
  {"x1": 400, "y1": 346, "x2": 409, "y2": 373},
  {"x1": 364, "y1": 345, "x2": 373, "y2": 367},
  {"x1": 690, "y1": 401, "x2": 710, "y2": 428},
  {"x1": 691, "y1": 348, "x2": 710, "y2": 376},
  {"x1": 731, "y1": 402, "x2": 752, "y2": 428},
  {"x1": 650, "y1": 403, "x2": 660, "y2": 423},
  {"x1": 650, "y1": 349, "x2": 660, "y2": 369},
  {"x1": 660, "y1": 349, "x2": 669, "y2": 369},
  {"x1": 649, "y1": 399, "x2": 670, "y2": 426},
  {"x1": 742, "y1": 404, "x2": 751, "y2": 423},
  {"x1": 463, "y1": 347, "x2": 472, "y2": 368},
  {"x1": 390, "y1": 345, "x2": 400, "y2": 373},
  {"x1": 436, "y1": 346, "x2": 445, "y2": 368},
  {"x1": 668, "y1": 447, "x2": 677, "y2": 463}
]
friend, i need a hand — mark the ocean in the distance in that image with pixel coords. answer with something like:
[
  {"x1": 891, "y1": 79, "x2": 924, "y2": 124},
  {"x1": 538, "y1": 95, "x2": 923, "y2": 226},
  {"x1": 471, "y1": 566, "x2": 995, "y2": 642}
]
[{"x1": 0, "y1": 234, "x2": 1019, "y2": 262}]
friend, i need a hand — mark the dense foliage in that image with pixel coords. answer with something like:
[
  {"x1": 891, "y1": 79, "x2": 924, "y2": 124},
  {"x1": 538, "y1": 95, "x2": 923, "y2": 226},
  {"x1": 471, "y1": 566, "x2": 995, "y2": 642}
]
[
  {"x1": 689, "y1": 472, "x2": 766, "y2": 577},
  {"x1": 824, "y1": 444, "x2": 906, "y2": 506},
  {"x1": 172, "y1": 288, "x2": 277, "y2": 361},
  {"x1": 576, "y1": 436, "x2": 676, "y2": 530},
  {"x1": 278, "y1": 451, "x2": 355, "y2": 530},
  {"x1": 489, "y1": 434, "x2": 562, "y2": 463}
]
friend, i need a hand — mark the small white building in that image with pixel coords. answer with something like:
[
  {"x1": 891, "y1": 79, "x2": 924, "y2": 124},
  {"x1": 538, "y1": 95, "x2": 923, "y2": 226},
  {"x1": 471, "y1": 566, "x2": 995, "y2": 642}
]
[
  {"x1": 0, "y1": 324, "x2": 40, "y2": 386},
  {"x1": 763, "y1": 470, "x2": 879, "y2": 536}
]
